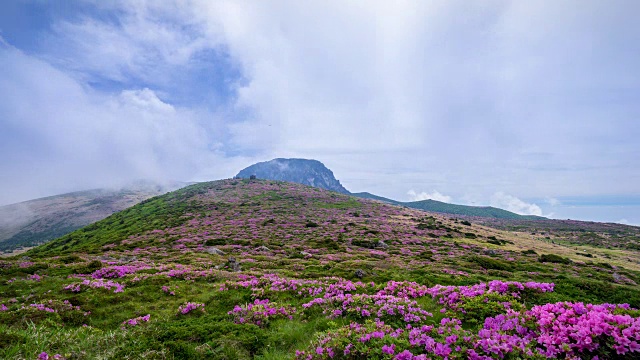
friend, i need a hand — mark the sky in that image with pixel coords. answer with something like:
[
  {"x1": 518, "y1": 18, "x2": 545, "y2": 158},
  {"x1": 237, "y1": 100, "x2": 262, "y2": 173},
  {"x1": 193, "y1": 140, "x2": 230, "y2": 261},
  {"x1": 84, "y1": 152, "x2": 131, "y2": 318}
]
[{"x1": 0, "y1": 0, "x2": 639, "y2": 225}]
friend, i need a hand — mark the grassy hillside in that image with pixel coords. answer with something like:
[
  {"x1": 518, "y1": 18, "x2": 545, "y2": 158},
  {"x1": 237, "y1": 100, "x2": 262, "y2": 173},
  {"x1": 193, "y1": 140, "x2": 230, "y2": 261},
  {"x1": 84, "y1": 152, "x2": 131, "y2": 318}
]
[
  {"x1": 0, "y1": 183, "x2": 185, "y2": 253},
  {"x1": 1, "y1": 179, "x2": 639, "y2": 359},
  {"x1": 351, "y1": 193, "x2": 544, "y2": 220}
]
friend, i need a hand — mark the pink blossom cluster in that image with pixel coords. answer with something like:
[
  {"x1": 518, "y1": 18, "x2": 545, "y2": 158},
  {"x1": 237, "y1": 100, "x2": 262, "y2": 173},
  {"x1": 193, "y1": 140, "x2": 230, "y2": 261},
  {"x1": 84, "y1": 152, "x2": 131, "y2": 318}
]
[
  {"x1": 528, "y1": 302, "x2": 640, "y2": 357},
  {"x1": 28, "y1": 274, "x2": 42, "y2": 281},
  {"x1": 441, "y1": 268, "x2": 469, "y2": 276},
  {"x1": 122, "y1": 314, "x2": 150, "y2": 327},
  {"x1": 91, "y1": 264, "x2": 149, "y2": 279},
  {"x1": 426, "y1": 280, "x2": 554, "y2": 313},
  {"x1": 38, "y1": 352, "x2": 64, "y2": 360},
  {"x1": 178, "y1": 302, "x2": 205, "y2": 315},
  {"x1": 0, "y1": 304, "x2": 8, "y2": 311},
  {"x1": 222, "y1": 273, "x2": 372, "y2": 298},
  {"x1": 295, "y1": 301, "x2": 640, "y2": 359},
  {"x1": 21, "y1": 300, "x2": 85, "y2": 315},
  {"x1": 63, "y1": 279, "x2": 125, "y2": 293},
  {"x1": 229, "y1": 299, "x2": 296, "y2": 326},
  {"x1": 162, "y1": 285, "x2": 176, "y2": 295},
  {"x1": 302, "y1": 293, "x2": 433, "y2": 325},
  {"x1": 27, "y1": 303, "x2": 56, "y2": 313}
]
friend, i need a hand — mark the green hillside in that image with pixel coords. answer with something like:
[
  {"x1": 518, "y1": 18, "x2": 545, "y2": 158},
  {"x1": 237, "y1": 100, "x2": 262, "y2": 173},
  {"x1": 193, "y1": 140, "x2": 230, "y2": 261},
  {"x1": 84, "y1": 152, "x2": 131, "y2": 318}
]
[
  {"x1": 352, "y1": 193, "x2": 545, "y2": 220},
  {"x1": 1, "y1": 179, "x2": 639, "y2": 359},
  {"x1": 404, "y1": 199, "x2": 545, "y2": 220}
]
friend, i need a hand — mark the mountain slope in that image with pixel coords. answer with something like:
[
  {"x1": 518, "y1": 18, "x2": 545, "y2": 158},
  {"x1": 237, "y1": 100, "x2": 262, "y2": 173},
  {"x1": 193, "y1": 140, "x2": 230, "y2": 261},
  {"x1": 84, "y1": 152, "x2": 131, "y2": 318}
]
[
  {"x1": 2, "y1": 179, "x2": 638, "y2": 359},
  {"x1": 0, "y1": 181, "x2": 186, "y2": 252},
  {"x1": 236, "y1": 158, "x2": 349, "y2": 194}
]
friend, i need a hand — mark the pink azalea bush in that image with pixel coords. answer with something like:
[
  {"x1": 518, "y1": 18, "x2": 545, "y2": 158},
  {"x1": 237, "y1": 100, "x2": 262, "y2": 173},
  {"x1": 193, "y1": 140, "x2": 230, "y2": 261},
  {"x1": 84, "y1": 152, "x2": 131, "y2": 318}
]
[
  {"x1": 229, "y1": 299, "x2": 296, "y2": 326},
  {"x1": 38, "y1": 352, "x2": 64, "y2": 360},
  {"x1": 302, "y1": 293, "x2": 433, "y2": 326},
  {"x1": 63, "y1": 279, "x2": 125, "y2": 293},
  {"x1": 294, "y1": 302, "x2": 640, "y2": 359},
  {"x1": 122, "y1": 314, "x2": 150, "y2": 328},
  {"x1": 178, "y1": 302, "x2": 205, "y2": 315}
]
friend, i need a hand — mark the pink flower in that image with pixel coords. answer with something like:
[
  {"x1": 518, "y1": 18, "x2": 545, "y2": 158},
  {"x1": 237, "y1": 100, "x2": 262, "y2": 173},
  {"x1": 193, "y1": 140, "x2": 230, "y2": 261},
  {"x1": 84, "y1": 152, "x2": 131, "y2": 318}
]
[{"x1": 382, "y1": 344, "x2": 396, "y2": 354}]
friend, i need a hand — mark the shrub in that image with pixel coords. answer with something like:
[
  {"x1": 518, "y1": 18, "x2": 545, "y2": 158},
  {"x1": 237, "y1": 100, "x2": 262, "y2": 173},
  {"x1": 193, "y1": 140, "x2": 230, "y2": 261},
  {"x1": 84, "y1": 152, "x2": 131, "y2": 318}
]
[
  {"x1": 468, "y1": 256, "x2": 511, "y2": 271},
  {"x1": 205, "y1": 238, "x2": 228, "y2": 246},
  {"x1": 538, "y1": 254, "x2": 571, "y2": 264}
]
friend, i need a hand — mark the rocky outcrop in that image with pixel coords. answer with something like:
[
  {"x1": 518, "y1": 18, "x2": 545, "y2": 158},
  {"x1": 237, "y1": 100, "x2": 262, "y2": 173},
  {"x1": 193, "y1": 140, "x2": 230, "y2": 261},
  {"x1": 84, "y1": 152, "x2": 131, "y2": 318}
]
[{"x1": 236, "y1": 158, "x2": 349, "y2": 194}]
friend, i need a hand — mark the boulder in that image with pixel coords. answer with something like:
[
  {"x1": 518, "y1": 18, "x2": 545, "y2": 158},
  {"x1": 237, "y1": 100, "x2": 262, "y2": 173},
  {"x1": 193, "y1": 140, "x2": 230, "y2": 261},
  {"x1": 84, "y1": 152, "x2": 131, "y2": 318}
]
[
  {"x1": 206, "y1": 247, "x2": 225, "y2": 255},
  {"x1": 375, "y1": 240, "x2": 389, "y2": 249}
]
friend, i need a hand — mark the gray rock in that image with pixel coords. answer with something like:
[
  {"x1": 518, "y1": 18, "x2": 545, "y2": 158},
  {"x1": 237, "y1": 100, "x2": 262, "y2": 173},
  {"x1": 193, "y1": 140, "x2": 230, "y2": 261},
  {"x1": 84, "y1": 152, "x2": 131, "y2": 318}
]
[
  {"x1": 206, "y1": 247, "x2": 225, "y2": 255},
  {"x1": 484, "y1": 249, "x2": 497, "y2": 256},
  {"x1": 355, "y1": 269, "x2": 366, "y2": 279},
  {"x1": 226, "y1": 257, "x2": 241, "y2": 272},
  {"x1": 300, "y1": 251, "x2": 312, "y2": 257},
  {"x1": 119, "y1": 256, "x2": 137, "y2": 263},
  {"x1": 375, "y1": 240, "x2": 389, "y2": 249},
  {"x1": 256, "y1": 246, "x2": 270, "y2": 252},
  {"x1": 235, "y1": 158, "x2": 350, "y2": 194}
]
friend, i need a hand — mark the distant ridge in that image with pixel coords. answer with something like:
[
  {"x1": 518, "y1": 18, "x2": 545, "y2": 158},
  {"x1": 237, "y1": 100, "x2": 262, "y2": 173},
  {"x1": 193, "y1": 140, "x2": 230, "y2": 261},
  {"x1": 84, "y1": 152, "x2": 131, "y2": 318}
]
[
  {"x1": 0, "y1": 181, "x2": 187, "y2": 252},
  {"x1": 349, "y1": 192, "x2": 401, "y2": 205},
  {"x1": 236, "y1": 158, "x2": 349, "y2": 194},
  {"x1": 404, "y1": 199, "x2": 545, "y2": 220},
  {"x1": 351, "y1": 193, "x2": 544, "y2": 220}
]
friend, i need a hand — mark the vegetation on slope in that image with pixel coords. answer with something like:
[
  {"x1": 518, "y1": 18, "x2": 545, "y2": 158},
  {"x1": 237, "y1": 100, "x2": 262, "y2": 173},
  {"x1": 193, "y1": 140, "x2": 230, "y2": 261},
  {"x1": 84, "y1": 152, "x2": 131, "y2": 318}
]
[{"x1": 0, "y1": 180, "x2": 638, "y2": 359}]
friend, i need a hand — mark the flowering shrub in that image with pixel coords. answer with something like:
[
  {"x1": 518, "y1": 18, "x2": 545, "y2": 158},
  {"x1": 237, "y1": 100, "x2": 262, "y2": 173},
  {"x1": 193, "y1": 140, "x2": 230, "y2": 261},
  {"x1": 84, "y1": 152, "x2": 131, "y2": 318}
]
[
  {"x1": 178, "y1": 302, "x2": 205, "y2": 315},
  {"x1": 295, "y1": 302, "x2": 640, "y2": 359},
  {"x1": 63, "y1": 279, "x2": 125, "y2": 293},
  {"x1": 302, "y1": 293, "x2": 433, "y2": 327},
  {"x1": 229, "y1": 299, "x2": 296, "y2": 326},
  {"x1": 91, "y1": 264, "x2": 149, "y2": 279},
  {"x1": 38, "y1": 352, "x2": 65, "y2": 360},
  {"x1": 16, "y1": 300, "x2": 89, "y2": 326},
  {"x1": 162, "y1": 285, "x2": 176, "y2": 295},
  {"x1": 122, "y1": 314, "x2": 150, "y2": 328},
  {"x1": 426, "y1": 281, "x2": 554, "y2": 316}
]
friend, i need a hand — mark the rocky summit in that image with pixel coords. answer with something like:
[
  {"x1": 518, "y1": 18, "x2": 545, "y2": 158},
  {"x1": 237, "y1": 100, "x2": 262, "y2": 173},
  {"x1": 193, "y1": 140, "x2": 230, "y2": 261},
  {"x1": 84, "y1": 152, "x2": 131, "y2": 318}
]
[{"x1": 236, "y1": 158, "x2": 350, "y2": 194}]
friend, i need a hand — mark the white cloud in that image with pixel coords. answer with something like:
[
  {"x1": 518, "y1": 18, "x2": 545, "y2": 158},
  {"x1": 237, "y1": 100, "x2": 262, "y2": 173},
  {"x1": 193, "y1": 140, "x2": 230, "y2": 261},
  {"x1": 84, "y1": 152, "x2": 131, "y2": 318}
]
[
  {"x1": 44, "y1": 3, "x2": 213, "y2": 85},
  {"x1": 0, "y1": 44, "x2": 247, "y2": 205},
  {"x1": 545, "y1": 197, "x2": 561, "y2": 206},
  {"x1": 616, "y1": 219, "x2": 639, "y2": 227},
  {"x1": 490, "y1": 192, "x2": 543, "y2": 216},
  {"x1": 407, "y1": 190, "x2": 452, "y2": 203}
]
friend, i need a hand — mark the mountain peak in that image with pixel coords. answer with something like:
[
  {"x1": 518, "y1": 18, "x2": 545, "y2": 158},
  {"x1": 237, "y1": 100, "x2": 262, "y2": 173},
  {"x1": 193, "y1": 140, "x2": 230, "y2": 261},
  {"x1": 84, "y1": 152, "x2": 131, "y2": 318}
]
[{"x1": 236, "y1": 158, "x2": 349, "y2": 194}]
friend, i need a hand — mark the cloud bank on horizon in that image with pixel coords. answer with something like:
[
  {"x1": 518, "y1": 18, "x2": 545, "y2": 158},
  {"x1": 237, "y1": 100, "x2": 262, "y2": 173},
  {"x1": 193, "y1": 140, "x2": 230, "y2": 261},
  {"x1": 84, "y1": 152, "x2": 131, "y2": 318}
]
[{"x1": 0, "y1": 1, "x2": 638, "y2": 224}]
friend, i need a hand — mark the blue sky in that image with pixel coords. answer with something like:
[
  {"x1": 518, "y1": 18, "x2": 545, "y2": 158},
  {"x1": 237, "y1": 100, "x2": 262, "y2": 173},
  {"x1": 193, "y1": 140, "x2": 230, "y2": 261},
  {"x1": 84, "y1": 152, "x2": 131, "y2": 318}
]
[{"x1": 0, "y1": 1, "x2": 639, "y2": 225}]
